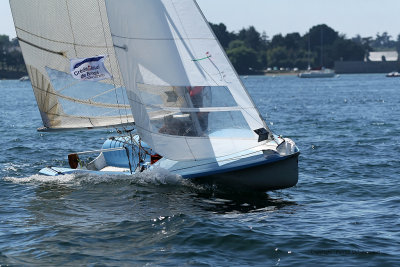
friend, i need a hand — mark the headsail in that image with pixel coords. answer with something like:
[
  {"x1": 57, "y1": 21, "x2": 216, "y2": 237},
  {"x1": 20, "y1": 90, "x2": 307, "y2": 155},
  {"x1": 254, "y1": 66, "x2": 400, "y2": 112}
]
[
  {"x1": 105, "y1": 0, "x2": 273, "y2": 161},
  {"x1": 9, "y1": 0, "x2": 133, "y2": 131}
]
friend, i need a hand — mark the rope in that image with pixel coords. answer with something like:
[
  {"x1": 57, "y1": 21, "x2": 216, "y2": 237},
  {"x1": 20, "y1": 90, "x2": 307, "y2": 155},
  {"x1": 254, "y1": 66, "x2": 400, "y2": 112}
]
[{"x1": 96, "y1": 0, "x2": 125, "y2": 126}]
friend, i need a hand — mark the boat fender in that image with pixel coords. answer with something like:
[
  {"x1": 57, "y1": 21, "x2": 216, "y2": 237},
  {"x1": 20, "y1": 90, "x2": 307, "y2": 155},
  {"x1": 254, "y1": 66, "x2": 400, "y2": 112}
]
[{"x1": 68, "y1": 153, "x2": 80, "y2": 169}]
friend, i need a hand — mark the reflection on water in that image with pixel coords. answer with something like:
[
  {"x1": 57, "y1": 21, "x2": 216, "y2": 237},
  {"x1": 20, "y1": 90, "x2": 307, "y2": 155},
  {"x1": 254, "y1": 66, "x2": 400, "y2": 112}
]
[
  {"x1": 21, "y1": 172, "x2": 298, "y2": 231},
  {"x1": 193, "y1": 187, "x2": 297, "y2": 214}
]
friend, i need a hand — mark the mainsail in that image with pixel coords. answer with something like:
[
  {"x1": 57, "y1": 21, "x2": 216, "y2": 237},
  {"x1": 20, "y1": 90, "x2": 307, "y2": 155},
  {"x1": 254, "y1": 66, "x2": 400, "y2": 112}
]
[
  {"x1": 105, "y1": 0, "x2": 273, "y2": 161},
  {"x1": 9, "y1": 0, "x2": 133, "y2": 131}
]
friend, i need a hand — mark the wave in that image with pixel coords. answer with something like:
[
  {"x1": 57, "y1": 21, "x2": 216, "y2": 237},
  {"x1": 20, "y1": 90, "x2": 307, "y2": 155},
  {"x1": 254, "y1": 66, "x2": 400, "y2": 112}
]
[{"x1": 3, "y1": 167, "x2": 188, "y2": 187}]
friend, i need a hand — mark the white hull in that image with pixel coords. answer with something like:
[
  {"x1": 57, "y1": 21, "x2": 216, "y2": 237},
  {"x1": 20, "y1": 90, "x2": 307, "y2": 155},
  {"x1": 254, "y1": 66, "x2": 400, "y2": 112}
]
[
  {"x1": 40, "y1": 152, "x2": 299, "y2": 191},
  {"x1": 39, "y1": 135, "x2": 300, "y2": 191},
  {"x1": 298, "y1": 70, "x2": 336, "y2": 78}
]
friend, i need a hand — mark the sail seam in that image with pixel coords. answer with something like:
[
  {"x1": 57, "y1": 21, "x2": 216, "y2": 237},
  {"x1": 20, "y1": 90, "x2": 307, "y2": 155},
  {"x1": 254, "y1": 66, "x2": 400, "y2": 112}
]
[
  {"x1": 32, "y1": 85, "x2": 131, "y2": 109},
  {"x1": 134, "y1": 124, "x2": 257, "y2": 141},
  {"x1": 15, "y1": 27, "x2": 113, "y2": 48},
  {"x1": 168, "y1": 151, "x2": 263, "y2": 172},
  {"x1": 65, "y1": 0, "x2": 78, "y2": 56},
  {"x1": 126, "y1": 96, "x2": 253, "y2": 112},
  {"x1": 111, "y1": 34, "x2": 214, "y2": 41},
  {"x1": 18, "y1": 38, "x2": 65, "y2": 57},
  {"x1": 35, "y1": 112, "x2": 133, "y2": 120}
]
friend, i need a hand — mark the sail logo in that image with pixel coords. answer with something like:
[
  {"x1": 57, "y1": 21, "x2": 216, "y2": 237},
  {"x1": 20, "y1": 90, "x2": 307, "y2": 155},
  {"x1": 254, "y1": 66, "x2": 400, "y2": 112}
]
[{"x1": 70, "y1": 55, "x2": 112, "y2": 81}]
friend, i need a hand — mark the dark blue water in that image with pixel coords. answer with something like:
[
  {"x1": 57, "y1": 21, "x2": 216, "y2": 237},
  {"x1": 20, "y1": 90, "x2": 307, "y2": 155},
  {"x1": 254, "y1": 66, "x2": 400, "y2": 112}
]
[{"x1": 1, "y1": 75, "x2": 399, "y2": 266}]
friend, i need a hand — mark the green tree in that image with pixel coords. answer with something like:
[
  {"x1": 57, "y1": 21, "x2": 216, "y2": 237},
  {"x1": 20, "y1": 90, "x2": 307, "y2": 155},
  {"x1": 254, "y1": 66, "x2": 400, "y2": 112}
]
[
  {"x1": 267, "y1": 46, "x2": 310, "y2": 69},
  {"x1": 209, "y1": 22, "x2": 236, "y2": 49},
  {"x1": 227, "y1": 43, "x2": 260, "y2": 74},
  {"x1": 332, "y1": 39, "x2": 365, "y2": 61},
  {"x1": 284, "y1": 33, "x2": 303, "y2": 50},
  {"x1": 372, "y1": 32, "x2": 396, "y2": 50},
  {"x1": 396, "y1": 34, "x2": 400, "y2": 57},
  {"x1": 238, "y1": 26, "x2": 264, "y2": 51},
  {"x1": 270, "y1": 34, "x2": 286, "y2": 48},
  {"x1": 0, "y1": 35, "x2": 11, "y2": 70}
]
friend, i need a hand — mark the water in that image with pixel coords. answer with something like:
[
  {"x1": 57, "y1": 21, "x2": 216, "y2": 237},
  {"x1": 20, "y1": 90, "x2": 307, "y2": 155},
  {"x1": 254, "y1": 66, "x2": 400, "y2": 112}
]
[{"x1": 1, "y1": 75, "x2": 399, "y2": 266}]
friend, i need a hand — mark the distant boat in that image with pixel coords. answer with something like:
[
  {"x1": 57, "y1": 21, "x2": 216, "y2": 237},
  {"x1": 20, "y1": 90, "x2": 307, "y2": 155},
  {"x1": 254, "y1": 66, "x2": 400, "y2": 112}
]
[
  {"x1": 19, "y1": 76, "x2": 30, "y2": 81},
  {"x1": 298, "y1": 68, "x2": 336, "y2": 78},
  {"x1": 386, "y1": 71, "x2": 400, "y2": 77},
  {"x1": 298, "y1": 27, "x2": 336, "y2": 78}
]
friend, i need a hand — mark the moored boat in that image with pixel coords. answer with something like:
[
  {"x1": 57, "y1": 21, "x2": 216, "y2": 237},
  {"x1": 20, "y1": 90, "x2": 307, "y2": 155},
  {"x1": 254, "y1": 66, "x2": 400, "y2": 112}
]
[
  {"x1": 386, "y1": 71, "x2": 400, "y2": 77},
  {"x1": 298, "y1": 68, "x2": 336, "y2": 78}
]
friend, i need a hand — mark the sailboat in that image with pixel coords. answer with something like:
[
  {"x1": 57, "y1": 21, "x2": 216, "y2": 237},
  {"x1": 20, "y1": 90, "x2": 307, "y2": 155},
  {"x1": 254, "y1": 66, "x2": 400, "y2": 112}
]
[
  {"x1": 298, "y1": 28, "x2": 336, "y2": 78},
  {"x1": 10, "y1": 0, "x2": 299, "y2": 191}
]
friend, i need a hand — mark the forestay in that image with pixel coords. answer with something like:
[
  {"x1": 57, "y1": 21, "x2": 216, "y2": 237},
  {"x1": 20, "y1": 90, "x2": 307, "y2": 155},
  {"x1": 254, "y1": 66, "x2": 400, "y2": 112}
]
[
  {"x1": 105, "y1": 0, "x2": 273, "y2": 161},
  {"x1": 9, "y1": 0, "x2": 133, "y2": 131}
]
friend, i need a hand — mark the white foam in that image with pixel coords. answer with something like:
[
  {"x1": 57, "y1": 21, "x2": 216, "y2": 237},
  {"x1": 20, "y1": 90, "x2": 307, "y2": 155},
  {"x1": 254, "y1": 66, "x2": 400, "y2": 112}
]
[
  {"x1": 3, "y1": 167, "x2": 190, "y2": 187},
  {"x1": 3, "y1": 173, "x2": 76, "y2": 184}
]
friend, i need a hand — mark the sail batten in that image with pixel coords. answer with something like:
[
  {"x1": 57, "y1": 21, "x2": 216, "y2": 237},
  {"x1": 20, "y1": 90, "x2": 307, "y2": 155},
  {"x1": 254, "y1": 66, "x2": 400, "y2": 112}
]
[{"x1": 9, "y1": 0, "x2": 133, "y2": 131}]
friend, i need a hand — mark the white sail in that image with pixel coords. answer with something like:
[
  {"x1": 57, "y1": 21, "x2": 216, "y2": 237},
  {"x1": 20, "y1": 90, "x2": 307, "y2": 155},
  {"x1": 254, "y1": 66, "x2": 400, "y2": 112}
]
[
  {"x1": 105, "y1": 0, "x2": 272, "y2": 161},
  {"x1": 9, "y1": 0, "x2": 133, "y2": 131}
]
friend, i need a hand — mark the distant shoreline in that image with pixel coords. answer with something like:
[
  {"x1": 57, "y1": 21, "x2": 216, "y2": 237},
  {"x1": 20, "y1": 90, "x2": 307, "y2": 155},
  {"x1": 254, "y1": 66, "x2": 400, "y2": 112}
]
[{"x1": 0, "y1": 70, "x2": 28, "y2": 80}]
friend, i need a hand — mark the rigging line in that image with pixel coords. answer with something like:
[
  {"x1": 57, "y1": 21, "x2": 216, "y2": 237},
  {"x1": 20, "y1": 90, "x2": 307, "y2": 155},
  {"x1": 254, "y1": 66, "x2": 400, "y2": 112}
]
[
  {"x1": 130, "y1": 131, "x2": 140, "y2": 171},
  {"x1": 55, "y1": 79, "x2": 81, "y2": 94},
  {"x1": 15, "y1": 27, "x2": 111, "y2": 48},
  {"x1": 89, "y1": 85, "x2": 122, "y2": 101},
  {"x1": 194, "y1": 52, "x2": 226, "y2": 84},
  {"x1": 206, "y1": 53, "x2": 226, "y2": 82},
  {"x1": 36, "y1": 110, "x2": 134, "y2": 121},
  {"x1": 64, "y1": 1, "x2": 77, "y2": 57},
  {"x1": 196, "y1": 59, "x2": 223, "y2": 87},
  {"x1": 88, "y1": 117, "x2": 95, "y2": 128},
  {"x1": 18, "y1": 38, "x2": 66, "y2": 57},
  {"x1": 97, "y1": 0, "x2": 125, "y2": 125},
  {"x1": 124, "y1": 147, "x2": 133, "y2": 174},
  {"x1": 32, "y1": 85, "x2": 131, "y2": 109},
  {"x1": 184, "y1": 137, "x2": 198, "y2": 161},
  {"x1": 114, "y1": 59, "x2": 130, "y2": 123}
]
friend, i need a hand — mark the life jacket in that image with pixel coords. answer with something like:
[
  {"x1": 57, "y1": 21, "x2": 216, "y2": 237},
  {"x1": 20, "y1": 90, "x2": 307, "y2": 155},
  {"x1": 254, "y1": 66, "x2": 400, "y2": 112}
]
[{"x1": 188, "y1": 86, "x2": 204, "y2": 97}]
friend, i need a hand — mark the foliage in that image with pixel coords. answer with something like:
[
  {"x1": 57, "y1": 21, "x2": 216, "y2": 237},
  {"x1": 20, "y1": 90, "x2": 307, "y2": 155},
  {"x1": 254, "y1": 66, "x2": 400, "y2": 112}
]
[
  {"x1": 227, "y1": 45, "x2": 260, "y2": 75},
  {"x1": 0, "y1": 34, "x2": 26, "y2": 72},
  {"x1": 209, "y1": 23, "x2": 398, "y2": 74},
  {"x1": 2, "y1": 23, "x2": 400, "y2": 76}
]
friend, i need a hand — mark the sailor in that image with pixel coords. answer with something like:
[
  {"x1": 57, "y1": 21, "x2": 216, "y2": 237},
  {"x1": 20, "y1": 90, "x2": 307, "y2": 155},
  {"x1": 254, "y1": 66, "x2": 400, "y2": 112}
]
[{"x1": 188, "y1": 86, "x2": 210, "y2": 131}]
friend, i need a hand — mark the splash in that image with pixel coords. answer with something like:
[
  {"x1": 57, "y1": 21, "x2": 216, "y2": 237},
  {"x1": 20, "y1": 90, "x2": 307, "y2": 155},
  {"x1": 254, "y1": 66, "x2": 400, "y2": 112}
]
[
  {"x1": 2, "y1": 167, "x2": 189, "y2": 187},
  {"x1": 3, "y1": 173, "x2": 76, "y2": 184}
]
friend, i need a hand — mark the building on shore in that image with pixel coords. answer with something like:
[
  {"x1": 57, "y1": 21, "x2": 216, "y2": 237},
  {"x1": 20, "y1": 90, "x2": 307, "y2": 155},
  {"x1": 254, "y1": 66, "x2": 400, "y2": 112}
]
[{"x1": 335, "y1": 51, "x2": 400, "y2": 74}]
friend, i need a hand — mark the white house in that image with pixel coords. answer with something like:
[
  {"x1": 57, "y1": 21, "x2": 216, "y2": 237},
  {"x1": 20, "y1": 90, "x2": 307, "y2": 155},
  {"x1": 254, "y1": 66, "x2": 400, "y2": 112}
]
[{"x1": 368, "y1": 51, "x2": 398, "y2": 62}]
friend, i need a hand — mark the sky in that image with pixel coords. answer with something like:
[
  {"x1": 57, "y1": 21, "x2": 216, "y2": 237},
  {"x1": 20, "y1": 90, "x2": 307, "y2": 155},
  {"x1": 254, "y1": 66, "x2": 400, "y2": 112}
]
[{"x1": 1, "y1": 0, "x2": 400, "y2": 40}]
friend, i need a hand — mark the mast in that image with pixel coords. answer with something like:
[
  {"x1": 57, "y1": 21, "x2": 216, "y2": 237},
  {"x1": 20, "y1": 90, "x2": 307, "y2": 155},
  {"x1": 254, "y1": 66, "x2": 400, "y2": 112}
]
[
  {"x1": 320, "y1": 27, "x2": 323, "y2": 68},
  {"x1": 308, "y1": 33, "x2": 311, "y2": 70}
]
